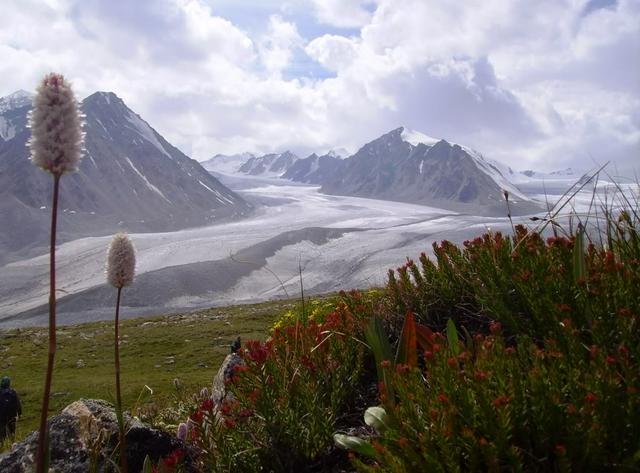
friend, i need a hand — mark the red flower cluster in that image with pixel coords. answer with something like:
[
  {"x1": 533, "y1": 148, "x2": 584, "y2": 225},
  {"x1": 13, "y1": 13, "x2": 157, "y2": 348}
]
[
  {"x1": 245, "y1": 339, "x2": 270, "y2": 365},
  {"x1": 162, "y1": 448, "x2": 186, "y2": 468},
  {"x1": 493, "y1": 396, "x2": 511, "y2": 408}
]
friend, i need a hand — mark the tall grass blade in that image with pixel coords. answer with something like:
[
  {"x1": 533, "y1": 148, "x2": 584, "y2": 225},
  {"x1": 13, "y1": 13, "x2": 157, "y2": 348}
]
[{"x1": 573, "y1": 223, "x2": 586, "y2": 283}]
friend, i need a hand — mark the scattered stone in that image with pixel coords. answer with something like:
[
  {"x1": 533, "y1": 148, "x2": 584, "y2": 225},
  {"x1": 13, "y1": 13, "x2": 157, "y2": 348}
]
[
  {"x1": 52, "y1": 392, "x2": 71, "y2": 398},
  {"x1": 76, "y1": 359, "x2": 85, "y2": 368},
  {"x1": 211, "y1": 352, "x2": 244, "y2": 405}
]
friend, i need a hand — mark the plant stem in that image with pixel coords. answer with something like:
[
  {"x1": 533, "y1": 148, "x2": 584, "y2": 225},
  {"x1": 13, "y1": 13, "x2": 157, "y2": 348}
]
[
  {"x1": 115, "y1": 286, "x2": 128, "y2": 473},
  {"x1": 36, "y1": 173, "x2": 60, "y2": 473}
]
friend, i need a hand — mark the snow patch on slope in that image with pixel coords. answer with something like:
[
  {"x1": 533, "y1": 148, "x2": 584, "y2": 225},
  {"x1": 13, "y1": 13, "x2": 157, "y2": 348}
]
[
  {"x1": 124, "y1": 156, "x2": 172, "y2": 203},
  {"x1": 0, "y1": 116, "x2": 16, "y2": 141},
  {"x1": 198, "y1": 179, "x2": 234, "y2": 204}
]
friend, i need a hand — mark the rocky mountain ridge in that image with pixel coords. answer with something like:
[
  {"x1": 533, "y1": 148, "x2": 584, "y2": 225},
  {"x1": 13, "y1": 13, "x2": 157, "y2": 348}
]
[
  {"x1": 0, "y1": 90, "x2": 249, "y2": 263},
  {"x1": 203, "y1": 127, "x2": 551, "y2": 215}
]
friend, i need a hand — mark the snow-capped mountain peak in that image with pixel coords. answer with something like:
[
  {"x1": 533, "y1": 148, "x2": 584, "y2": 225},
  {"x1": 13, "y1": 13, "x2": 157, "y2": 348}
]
[
  {"x1": 0, "y1": 90, "x2": 33, "y2": 141},
  {"x1": 400, "y1": 126, "x2": 440, "y2": 147},
  {"x1": 200, "y1": 152, "x2": 256, "y2": 174},
  {"x1": 398, "y1": 126, "x2": 528, "y2": 201},
  {"x1": 325, "y1": 148, "x2": 351, "y2": 159},
  {"x1": 238, "y1": 150, "x2": 299, "y2": 176},
  {"x1": 0, "y1": 90, "x2": 33, "y2": 113}
]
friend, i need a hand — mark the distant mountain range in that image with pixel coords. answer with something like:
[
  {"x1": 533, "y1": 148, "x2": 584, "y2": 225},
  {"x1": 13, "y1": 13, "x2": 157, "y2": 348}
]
[
  {"x1": 202, "y1": 148, "x2": 349, "y2": 177},
  {"x1": 206, "y1": 127, "x2": 543, "y2": 216},
  {"x1": 200, "y1": 152, "x2": 255, "y2": 174},
  {"x1": 239, "y1": 150, "x2": 299, "y2": 176},
  {"x1": 0, "y1": 90, "x2": 249, "y2": 263}
]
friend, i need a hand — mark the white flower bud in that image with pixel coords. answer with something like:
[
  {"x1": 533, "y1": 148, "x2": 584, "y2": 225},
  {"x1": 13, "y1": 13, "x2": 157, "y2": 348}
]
[
  {"x1": 28, "y1": 73, "x2": 84, "y2": 175},
  {"x1": 106, "y1": 233, "x2": 136, "y2": 288}
]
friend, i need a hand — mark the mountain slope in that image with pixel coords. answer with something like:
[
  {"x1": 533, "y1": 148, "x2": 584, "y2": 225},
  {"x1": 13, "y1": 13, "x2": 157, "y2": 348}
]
[
  {"x1": 282, "y1": 153, "x2": 344, "y2": 184},
  {"x1": 0, "y1": 91, "x2": 249, "y2": 262},
  {"x1": 319, "y1": 127, "x2": 540, "y2": 216}
]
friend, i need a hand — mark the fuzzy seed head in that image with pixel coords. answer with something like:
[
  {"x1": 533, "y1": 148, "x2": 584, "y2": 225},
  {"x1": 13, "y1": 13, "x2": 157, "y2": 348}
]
[
  {"x1": 28, "y1": 72, "x2": 85, "y2": 175},
  {"x1": 106, "y1": 233, "x2": 136, "y2": 288}
]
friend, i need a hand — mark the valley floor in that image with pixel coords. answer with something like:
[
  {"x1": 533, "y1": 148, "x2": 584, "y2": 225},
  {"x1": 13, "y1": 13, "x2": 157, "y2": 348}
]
[{"x1": 0, "y1": 172, "x2": 631, "y2": 328}]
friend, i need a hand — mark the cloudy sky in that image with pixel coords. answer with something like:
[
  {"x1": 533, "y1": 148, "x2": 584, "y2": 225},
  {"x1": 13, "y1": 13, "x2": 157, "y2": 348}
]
[{"x1": 1, "y1": 0, "x2": 638, "y2": 172}]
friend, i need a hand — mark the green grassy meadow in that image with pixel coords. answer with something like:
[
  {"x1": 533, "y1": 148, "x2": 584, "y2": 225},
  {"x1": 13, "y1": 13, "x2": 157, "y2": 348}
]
[{"x1": 0, "y1": 298, "x2": 300, "y2": 449}]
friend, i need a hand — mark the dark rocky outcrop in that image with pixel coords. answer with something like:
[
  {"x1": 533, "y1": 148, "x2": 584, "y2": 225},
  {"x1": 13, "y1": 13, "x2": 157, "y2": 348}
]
[{"x1": 0, "y1": 399, "x2": 195, "y2": 472}]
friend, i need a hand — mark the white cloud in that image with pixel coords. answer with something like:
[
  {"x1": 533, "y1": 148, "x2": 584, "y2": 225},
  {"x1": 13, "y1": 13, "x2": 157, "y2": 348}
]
[
  {"x1": 0, "y1": 0, "x2": 637, "y2": 172},
  {"x1": 258, "y1": 14, "x2": 303, "y2": 78},
  {"x1": 306, "y1": 34, "x2": 359, "y2": 71},
  {"x1": 311, "y1": 0, "x2": 376, "y2": 28}
]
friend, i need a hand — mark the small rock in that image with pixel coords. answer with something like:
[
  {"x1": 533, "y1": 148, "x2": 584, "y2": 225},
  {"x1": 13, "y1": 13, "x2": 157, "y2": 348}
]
[
  {"x1": 52, "y1": 392, "x2": 71, "y2": 398},
  {"x1": 76, "y1": 360, "x2": 85, "y2": 368},
  {"x1": 211, "y1": 353, "x2": 244, "y2": 405}
]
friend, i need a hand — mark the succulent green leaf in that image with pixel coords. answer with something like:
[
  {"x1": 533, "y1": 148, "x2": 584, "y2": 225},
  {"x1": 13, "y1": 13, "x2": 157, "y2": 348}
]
[
  {"x1": 142, "y1": 455, "x2": 154, "y2": 473},
  {"x1": 364, "y1": 406, "x2": 389, "y2": 432},
  {"x1": 573, "y1": 223, "x2": 587, "y2": 283},
  {"x1": 364, "y1": 316, "x2": 395, "y2": 400},
  {"x1": 334, "y1": 434, "x2": 377, "y2": 458},
  {"x1": 447, "y1": 318, "x2": 460, "y2": 356}
]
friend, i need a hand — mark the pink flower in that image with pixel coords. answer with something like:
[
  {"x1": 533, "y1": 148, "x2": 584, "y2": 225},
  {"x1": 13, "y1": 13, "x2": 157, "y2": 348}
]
[{"x1": 106, "y1": 233, "x2": 136, "y2": 288}]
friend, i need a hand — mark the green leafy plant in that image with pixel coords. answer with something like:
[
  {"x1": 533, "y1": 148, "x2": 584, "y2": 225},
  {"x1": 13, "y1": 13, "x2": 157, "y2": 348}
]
[{"x1": 349, "y1": 321, "x2": 639, "y2": 472}]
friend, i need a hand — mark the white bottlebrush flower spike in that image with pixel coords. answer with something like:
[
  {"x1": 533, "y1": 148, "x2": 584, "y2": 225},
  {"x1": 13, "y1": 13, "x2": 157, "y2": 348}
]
[
  {"x1": 106, "y1": 233, "x2": 136, "y2": 288},
  {"x1": 28, "y1": 72, "x2": 84, "y2": 175}
]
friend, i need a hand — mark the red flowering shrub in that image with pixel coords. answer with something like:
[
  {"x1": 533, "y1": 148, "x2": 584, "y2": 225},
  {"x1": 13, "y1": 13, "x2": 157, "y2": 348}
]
[
  {"x1": 182, "y1": 292, "x2": 371, "y2": 471},
  {"x1": 387, "y1": 222, "x2": 640, "y2": 352}
]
